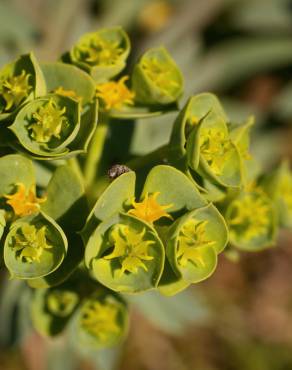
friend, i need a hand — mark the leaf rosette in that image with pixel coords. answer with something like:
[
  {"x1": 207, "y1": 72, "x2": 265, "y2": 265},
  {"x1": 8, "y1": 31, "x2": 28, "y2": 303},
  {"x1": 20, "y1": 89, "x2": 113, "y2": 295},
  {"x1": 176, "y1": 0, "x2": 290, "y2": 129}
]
[
  {"x1": 9, "y1": 94, "x2": 89, "y2": 159},
  {"x1": 69, "y1": 27, "x2": 130, "y2": 83},
  {"x1": 74, "y1": 290, "x2": 128, "y2": 349},
  {"x1": 132, "y1": 47, "x2": 184, "y2": 106},
  {"x1": 225, "y1": 187, "x2": 277, "y2": 251},
  {"x1": 4, "y1": 211, "x2": 68, "y2": 279},
  {"x1": 0, "y1": 53, "x2": 46, "y2": 122}
]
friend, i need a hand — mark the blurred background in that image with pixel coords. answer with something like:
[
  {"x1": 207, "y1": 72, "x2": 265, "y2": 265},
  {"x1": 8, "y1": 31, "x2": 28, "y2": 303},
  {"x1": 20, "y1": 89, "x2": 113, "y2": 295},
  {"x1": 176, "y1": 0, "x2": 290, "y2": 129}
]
[{"x1": 1, "y1": 0, "x2": 292, "y2": 369}]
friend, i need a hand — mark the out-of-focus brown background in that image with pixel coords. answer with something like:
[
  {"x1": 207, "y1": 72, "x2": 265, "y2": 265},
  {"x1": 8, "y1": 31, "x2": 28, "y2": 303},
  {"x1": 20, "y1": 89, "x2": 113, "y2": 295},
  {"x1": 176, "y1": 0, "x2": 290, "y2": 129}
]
[{"x1": 1, "y1": 0, "x2": 292, "y2": 369}]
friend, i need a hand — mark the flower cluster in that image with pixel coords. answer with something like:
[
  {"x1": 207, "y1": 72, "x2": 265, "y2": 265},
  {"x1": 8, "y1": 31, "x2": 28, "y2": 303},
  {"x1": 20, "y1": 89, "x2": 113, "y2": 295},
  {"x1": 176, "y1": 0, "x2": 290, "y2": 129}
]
[{"x1": 0, "y1": 26, "x2": 289, "y2": 350}]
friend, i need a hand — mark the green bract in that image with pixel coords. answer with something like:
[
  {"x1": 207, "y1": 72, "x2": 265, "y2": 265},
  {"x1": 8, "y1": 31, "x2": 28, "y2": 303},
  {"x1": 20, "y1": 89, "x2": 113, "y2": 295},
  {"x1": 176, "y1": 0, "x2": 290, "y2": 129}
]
[
  {"x1": 0, "y1": 154, "x2": 35, "y2": 197},
  {"x1": 69, "y1": 27, "x2": 130, "y2": 82},
  {"x1": 31, "y1": 286, "x2": 79, "y2": 337},
  {"x1": 262, "y1": 160, "x2": 292, "y2": 228},
  {"x1": 83, "y1": 165, "x2": 228, "y2": 295},
  {"x1": 0, "y1": 53, "x2": 46, "y2": 122},
  {"x1": 29, "y1": 165, "x2": 88, "y2": 288},
  {"x1": 85, "y1": 213, "x2": 165, "y2": 293},
  {"x1": 74, "y1": 290, "x2": 128, "y2": 349},
  {"x1": 41, "y1": 62, "x2": 96, "y2": 105},
  {"x1": 4, "y1": 211, "x2": 68, "y2": 279},
  {"x1": 132, "y1": 47, "x2": 184, "y2": 106},
  {"x1": 167, "y1": 204, "x2": 228, "y2": 284},
  {"x1": 169, "y1": 93, "x2": 243, "y2": 189},
  {"x1": 225, "y1": 187, "x2": 277, "y2": 251},
  {"x1": 9, "y1": 94, "x2": 97, "y2": 159}
]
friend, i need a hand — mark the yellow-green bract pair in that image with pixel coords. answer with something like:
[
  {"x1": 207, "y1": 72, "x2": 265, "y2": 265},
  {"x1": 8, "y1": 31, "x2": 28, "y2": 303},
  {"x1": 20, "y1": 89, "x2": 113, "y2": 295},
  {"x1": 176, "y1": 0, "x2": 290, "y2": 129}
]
[{"x1": 82, "y1": 165, "x2": 228, "y2": 296}]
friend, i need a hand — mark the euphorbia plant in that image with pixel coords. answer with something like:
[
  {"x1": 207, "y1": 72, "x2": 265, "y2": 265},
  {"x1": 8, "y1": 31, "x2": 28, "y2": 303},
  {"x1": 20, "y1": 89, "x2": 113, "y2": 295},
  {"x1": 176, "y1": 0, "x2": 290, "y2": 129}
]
[{"x1": 0, "y1": 26, "x2": 289, "y2": 350}]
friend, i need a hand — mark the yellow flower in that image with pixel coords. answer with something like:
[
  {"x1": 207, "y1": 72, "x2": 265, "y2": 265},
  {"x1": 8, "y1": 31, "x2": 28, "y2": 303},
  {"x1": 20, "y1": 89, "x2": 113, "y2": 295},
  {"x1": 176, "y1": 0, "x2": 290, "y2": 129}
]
[
  {"x1": 177, "y1": 219, "x2": 215, "y2": 267},
  {"x1": 138, "y1": 1, "x2": 173, "y2": 33},
  {"x1": 80, "y1": 300, "x2": 120, "y2": 342},
  {"x1": 200, "y1": 128, "x2": 233, "y2": 176},
  {"x1": 1, "y1": 70, "x2": 32, "y2": 111},
  {"x1": 47, "y1": 290, "x2": 78, "y2": 317},
  {"x1": 141, "y1": 57, "x2": 179, "y2": 93},
  {"x1": 54, "y1": 86, "x2": 82, "y2": 103},
  {"x1": 96, "y1": 76, "x2": 135, "y2": 111},
  {"x1": 77, "y1": 35, "x2": 123, "y2": 66},
  {"x1": 29, "y1": 98, "x2": 68, "y2": 143},
  {"x1": 128, "y1": 192, "x2": 172, "y2": 224},
  {"x1": 12, "y1": 223, "x2": 52, "y2": 263},
  {"x1": 5, "y1": 183, "x2": 46, "y2": 217},
  {"x1": 227, "y1": 189, "x2": 270, "y2": 240},
  {"x1": 105, "y1": 224, "x2": 154, "y2": 275}
]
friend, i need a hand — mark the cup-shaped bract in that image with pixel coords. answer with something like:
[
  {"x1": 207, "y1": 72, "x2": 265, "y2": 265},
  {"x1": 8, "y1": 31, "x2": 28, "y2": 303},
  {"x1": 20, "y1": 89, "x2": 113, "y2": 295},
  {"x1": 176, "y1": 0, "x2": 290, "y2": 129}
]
[
  {"x1": 0, "y1": 154, "x2": 35, "y2": 199},
  {"x1": 262, "y1": 160, "x2": 292, "y2": 228},
  {"x1": 225, "y1": 187, "x2": 277, "y2": 251},
  {"x1": 31, "y1": 286, "x2": 79, "y2": 337},
  {"x1": 4, "y1": 212, "x2": 68, "y2": 279},
  {"x1": 70, "y1": 27, "x2": 130, "y2": 82},
  {"x1": 166, "y1": 204, "x2": 228, "y2": 283},
  {"x1": 9, "y1": 94, "x2": 81, "y2": 158},
  {"x1": 132, "y1": 47, "x2": 184, "y2": 106},
  {"x1": 74, "y1": 291, "x2": 128, "y2": 349},
  {"x1": 169, "y1": 93, "x2": 242, "y2": 188},
  {"x1": 85, "y1": 213, "x2": 165, "y2": 293},
  {"x1": 41, "y1": 62, "x2": 96, "y2": 106},
  {"x1": 0, "y1": 53, "x2": 46, "y2": 121}
]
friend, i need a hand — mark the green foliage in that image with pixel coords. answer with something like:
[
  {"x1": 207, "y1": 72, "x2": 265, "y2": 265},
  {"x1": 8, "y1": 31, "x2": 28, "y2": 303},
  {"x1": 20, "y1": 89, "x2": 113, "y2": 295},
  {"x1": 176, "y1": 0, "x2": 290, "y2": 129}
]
[{"x1": 0, "y1": 25, "x2": 289, "y2": 352}]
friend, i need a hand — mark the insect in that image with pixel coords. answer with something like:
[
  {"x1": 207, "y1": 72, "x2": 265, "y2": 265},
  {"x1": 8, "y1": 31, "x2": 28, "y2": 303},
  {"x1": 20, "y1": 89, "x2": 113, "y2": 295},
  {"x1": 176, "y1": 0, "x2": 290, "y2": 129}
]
[{"x1": 107, "y1": 164, "x2": 132, "y2": 180}]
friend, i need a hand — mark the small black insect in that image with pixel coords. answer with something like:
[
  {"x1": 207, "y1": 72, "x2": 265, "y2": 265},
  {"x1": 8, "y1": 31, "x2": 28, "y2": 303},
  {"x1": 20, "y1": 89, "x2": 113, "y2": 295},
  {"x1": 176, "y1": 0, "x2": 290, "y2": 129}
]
[{"x1": 107, "y1": 164, "x2": 132, "y2": 180}]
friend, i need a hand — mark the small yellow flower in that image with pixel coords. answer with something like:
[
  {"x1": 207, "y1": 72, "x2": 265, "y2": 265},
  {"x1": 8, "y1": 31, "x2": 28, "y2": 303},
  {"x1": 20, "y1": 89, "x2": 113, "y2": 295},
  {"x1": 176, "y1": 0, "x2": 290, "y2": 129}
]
[
  {"x1": 77, "y1": 35, "x2": 123, "y2": 66},
  {"x1": 12, "y1": 223, "x2": 52, "y2": 263},
  {"x1": 54, "y1": 86, "x2": 82, "y2": 103},
  {"x1": 200, "y1": 128, "x2": 233, "y2": 176},
  {"x1": 138, "y1": 1, "x2": 173, "y2": 33},
  {"x1": 227, "y1": 189, "x2": 270, "y2": 240},
  {"x1": 5, "y1": 183, "x2": 46, "y2": 217},
  {"x1": 80, "y1": 300, "x2": 120, "y2": 342},
  {"x1": 1, "y1": 70, "x2": 32, "y2": 111},
  {"x1": 96, "y1": 76, "x2": 135, "y2": 111},
  {"x1": 105, "y1": 224, "x2": 154, "y2": 275},
  {"x1": 128, "y1": 192, "x2": 172, "y2": 224},
  {"x1": 47, "y1": 290, "x2": 78, "y2": 317},
  {"x1": 141, "y1": 57, "x2": 179, "y2": 93},
  {"x1": 177, "y1": 219, "x2": 214, "y2": 267},
  {"x1": 29, "y1": 98, "x2": 68, "y2": 143}
]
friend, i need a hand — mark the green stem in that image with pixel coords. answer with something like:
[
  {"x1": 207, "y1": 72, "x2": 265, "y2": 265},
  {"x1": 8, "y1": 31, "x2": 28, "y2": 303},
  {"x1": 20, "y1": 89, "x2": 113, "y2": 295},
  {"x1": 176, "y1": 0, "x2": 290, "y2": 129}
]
[
  {"x1": 126, "y1": 144, "x2": 169, "y2": 170},
  {"x1": 84, "y1": 120, "x2": 108, "y2": 189},
  {"x1": 67, "y1": 157, "x2": 83, "y2": 182}
]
